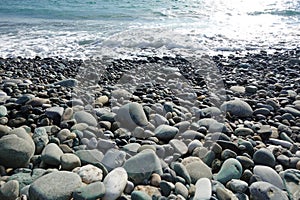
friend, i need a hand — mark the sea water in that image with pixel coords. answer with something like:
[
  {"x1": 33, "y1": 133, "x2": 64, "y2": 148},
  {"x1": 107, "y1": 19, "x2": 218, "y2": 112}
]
[{"x1": 0, "y1": 0, "x2": 300, "y2": 59}]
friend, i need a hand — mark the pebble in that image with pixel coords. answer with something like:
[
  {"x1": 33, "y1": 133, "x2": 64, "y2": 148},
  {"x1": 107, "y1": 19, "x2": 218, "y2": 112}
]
[
  {"x1": 214, "y1": 158, "x2": 243, "y2": 184},
  {"x1": 101, "y1": 148, "x2": 127, "y2": 171},
  {"x1": 185, "y1": 160, "x2": 212, "y2": 184},
  {"x1": 220, "y1": 99, "x2": 253, "y2": 118},
  {"x1": 150, "y1": 173, "x2": 162, "y2": 187},
  {"x1": 280, "y1": 169, "x2": 300, "y2": 200},
  {"x1": 123, "y1": 149, "x2": 162, "y2": 185},
  {"x1": 32, "y1": 127, "x2": 49, "y2": 154},
  {"x1": 116, "y1": 102, "x2": 149, "y2": 130},
  {"x1": 154, "y1": 125, "x2": 179, "y2": 142},
  {"x1": 102, "y1": 167, "x2": 128, "y2": 200},
  {"x1": 0, "y1": 180, "x2": 19, "y2": 200},
  {"x1": 175, "y1": 182, "x2": 189, "y2": 199},
  {"x1": 72, "y1": 164, "x2": 103, "y2": 183},
  {"x1": 73, "y1": 111, "x2": 98, "y2": 127},
  {"x1": 29, "y1": 171, "x2": 82, "y2": 200},
  {"x1": 0, "y1": 129, "x2": 35, "y2": 168},
  {"x1": 75, "y1": 149, "x2": 104, "y2": 165},
  {"x1": 194, "y1": 178, "x2": 212, "y2": 200},
  {"x1": 60, "y1": 153, "x2": 81, "y2": 170},
  {"x1": 169, "y1": 139, "x2": 188, "y2": 155},
  {"x1": 226, "y1": 179, "x2": 248, "y2": 193},
  {"x1": 41, "y1": 143, "x2": 64, "y2": 166},
  {"x1": 131, "y1": 191, "x2": 152, "y2": 200},
  {"x1": 249, "y1": 181, "x2": 289, "y2": 200},
  {"x1": 0, "y1": 105, "x2": 7, "y2": 117},
  {"x1": 253, "y1": 148, "x2": 276, "y2": 167},
  {"x1": 72, "y1": 181, "x2": 106, "y2": 200}
]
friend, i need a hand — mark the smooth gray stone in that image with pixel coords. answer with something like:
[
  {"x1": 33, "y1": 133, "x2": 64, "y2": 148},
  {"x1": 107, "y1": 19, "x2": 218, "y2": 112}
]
[
  {"x1": 194, "y1": 178, "x2": 212, "y2": 200},
  {"x1": 215, "y1": 158, "x2": 243, "y2": 184},
  {"x1": 154, "y1": 124, "x2": 179, "y2": 142},
  {"x1": 0, "y1": 180, "x2": 19, "y2": 200},
  {"x1": 253, "y1": 148, "x2": 276, "y2": 167},
  {"x1": 45, "y1": 106, "x2": 64, "y2": 123},
  {"x1": 53, "y1": 78, "x2": 78, "y2": 87},
  {"x1": 249, "y1": 181, "x2": 288, "y2": 200},
  {"x1": 0, "y1": 125, "x2": 11, "y2": 137},
  {"x1": 73, "y1": 181, "x2": 105, "y2": 200},
  {"x1": 160, "y1": 181, "x2": 174, "y2": 197},
  {"x1": 226, "y1": 179, "x2": 248, "y2": 193},
  {"x1": 0, "y1": 127, "x2": 35, "y2": 168},
  {"x1": 74, "y1": 111, "x2": 98, "y2": 127},
  {"x1": 169, "y1": 139, "x2": 188, "y2": 155},
  {"x1": 173, "y1": 162, "x2": 191, "y2": 184},
  {"x1": 269, "y1": 138, "x2": 292, "y2": 149},
  {"x1": 60, "y1": 153, "x2": 81, "y2": 171},
  {"x1": 102, "y1": 167, "x2": 128, "y2": 200},
  {"x1": 101, "y1": 149, "x2": 126, "y2": 171},
  {"x1": 123, "y1": 149, "x2": 162, "y2": 185},
  {"x1": 75, "y1": 149, "x2": 104, "y2": 165},
  {"x1": 116, "y1": 102, "x2": 149, "y2": 130},
  {"x1": 234, "y1": 127, "x2": 254, "y2": 136},
  {"x1": 175, "y1": 182, "x2": 189, "y2": 199},
  {"x1": 29, "y1": 171, "x2": 82, "y2": 200},
  {"x1": 41, "y1": 143, "x2": 64, "y2": 166},
  {"x1": 253, "y1": 165, "x2": 284, "y2": 189},
  {"x1": 282, "y1": 107, "x2": 300, "y2": 117},
  {"x1": 220, "y1": 99, "x2": 253, "y2": 118},
  {"x1": 185, "y1": 160, "x2": 212, "y2": 184},
  {"x1": 197, "y1": 118, "x2": 226, "y2": 133},
  {"x1": 280, "y1": 169, "x2": 300, "y2": 200},
  {"x1": 131, "y1": 191, "x2": 152, "y2": 200}
]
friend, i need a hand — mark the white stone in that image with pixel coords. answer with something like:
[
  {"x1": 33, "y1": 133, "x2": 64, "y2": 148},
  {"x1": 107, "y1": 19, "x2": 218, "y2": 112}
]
[
  {"x1": 102, "y1": 167, "x2": 128, "y2": 200},
  {"x1": 194, "y1": 178, "x2": 212, "y2": 200},
  {"x1": 72, "y1": 164, "x2": 103, "y2": 184}
]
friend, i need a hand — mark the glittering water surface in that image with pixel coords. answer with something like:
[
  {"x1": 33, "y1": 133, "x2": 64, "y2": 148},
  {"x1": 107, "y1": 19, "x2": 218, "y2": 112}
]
[{"x1": 0, "y1": 0, "x2": 299, "y2": 59}]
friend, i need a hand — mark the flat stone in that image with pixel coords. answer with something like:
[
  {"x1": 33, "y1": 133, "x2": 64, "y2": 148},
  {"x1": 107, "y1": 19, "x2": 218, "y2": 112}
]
[
  {"x1": 72, "y1": 164, "x2": 103, "y2": 184},
  {"x1": 57, "y1": 129, "x2": 76, "y2": 143},
  {"x1": 74, "y1": 111, "x2": 98, "y2": 127},
  {"x1": 281, "y1": 169, "x2": 300, "y2": 200},
  {"x1": 175, "y1": 182, "x2": 188, "y2": 199},
  {"x1": 234, "y1": 127, "x2": 254, "y2": 136},
  {"x1": 134, "y1": 185, "x2": 161, "y2": 197},
  {"x1": 169, "y1": 139, "x2": 188, "y2": 155},
  {"x1": 154, "y1": 125, "x2": 179, "y2": 142},
  {"x1": 282, "y1": 107, "x2": 300, "y2": 117},
  {"x1": 60, "y1": 153, "x2": 81, "y2": 171},
  {"x1": 253, "y1": 165, "x2": 284, "y2": 189},
  {"x1": 0, "y1": 125, "x2": 12, "y2": 137},
  {"x1": 0, "y1": 180, "x2": 19, "y2": 200},
  {"x1": 0, "y1": 105, "x2": 7, "y2": 117},
  {"x1": 75, "y1": 149, "x2": 104, "y2": 165},
  {"x1": 198, "y1": 118, "x2": 226, "y2": 133},
  {"x1": 123, "y1": 149, "x2": 162, "y2": 185},
  {"x1": 29, "y1": 171, "x2": 82, "y2": 200},
  {"x1": 249, "y1": 181, "x2": 288, "y2": 200},
  {"x1": 116, "y1": 102, "x2": 149, "y2": 130},
  {"x1": 230, "y1": 86, "x2": 245, "y2": 93},
  {"x1": 253, "y1": 148, "x2": 276, "y2": 167},
  {"x1": 194, "y1": 178, "x2": 212, "y2": 200},
  {"x1": 73, "y1": 181, "x2": 105, "y2": 200},
  {"x1": 220, "y1": 99, "x2": 253, "y2": 118},
  {"x1": 26, "y1": 97, "x2": 50, "y2": 107},
  {"x1": 245, "y1": 85, "x2": 258, "y2": 93},
  {"x1": 41, "y1": 143, "x2": 64, "y2": 166},
  {"x1": 53, "y1": 78, "x2": 78, "y2": 87},
  {"x1": 102, "y1": 167, "x2": 128, "y2": 200},
  {"x1": 0, "y1": 128, "x2": 35, "y2": 168},
  {"x1": 185, "y1": 160, "x2": 212, "y2": 184},
  {"x1": 215, "y1": 158, "x2": 243, "y2": 184}
]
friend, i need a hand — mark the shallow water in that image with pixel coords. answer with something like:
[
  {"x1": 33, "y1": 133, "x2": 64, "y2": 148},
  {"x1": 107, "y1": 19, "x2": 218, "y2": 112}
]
[{"x1": 0, "y1": 0, "x2": 299, "y2": 59}]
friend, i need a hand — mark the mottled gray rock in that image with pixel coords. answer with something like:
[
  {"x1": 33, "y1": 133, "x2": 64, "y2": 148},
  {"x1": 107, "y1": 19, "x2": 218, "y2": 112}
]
[
  {"x1": 32, "y1": 127, "x2": 49, "y2": 154},
  {"x1": 72, "y1": 164, "x2": 103, "y2": 184},
  {"x1": 60, "y1": 153, "x2": 81, "y2": 171},
  {"x1": 101, "y1": 149, "x2": 126, "y2": 171},
  {"x1": 185, "y1": 160, "x2": 212, "y2": 184},
  {"x1": 226, "y1": 179, "x2": 248, "y2": 193},
  {"x1": 29, "y1": 171, "x2": 82, "y2": 200},
  {"x1": 75, "y1": 149, "x2": 104, "y2": 165},
  {"x1": 281, "y1": 169, "x2": 300, "y2": 200},
  {"x1": 169, "y1": 139, "x2": 188, "y2": 155},
  {"x1": 131, "y1": 190, "x2": 152, "y2": 200}
]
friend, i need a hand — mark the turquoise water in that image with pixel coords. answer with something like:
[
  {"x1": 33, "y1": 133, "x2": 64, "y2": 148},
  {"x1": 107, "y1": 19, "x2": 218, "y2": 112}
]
[{"x1": 0, "y1": 0, "x2": 300, "y2": 59}]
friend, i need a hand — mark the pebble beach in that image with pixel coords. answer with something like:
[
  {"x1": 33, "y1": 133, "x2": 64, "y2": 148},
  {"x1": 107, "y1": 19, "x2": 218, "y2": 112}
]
[{"x1": 0, "y1": 47, "x2": 300, "y2": 200}]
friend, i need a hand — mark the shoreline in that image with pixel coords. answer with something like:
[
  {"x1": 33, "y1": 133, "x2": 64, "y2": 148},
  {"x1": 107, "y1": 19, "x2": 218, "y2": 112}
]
[{"x1": 0, "y1": 48, "x2": 300, "y2": 199}]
